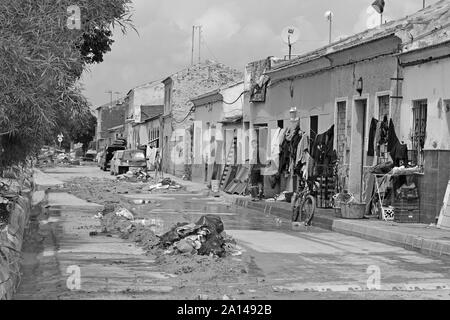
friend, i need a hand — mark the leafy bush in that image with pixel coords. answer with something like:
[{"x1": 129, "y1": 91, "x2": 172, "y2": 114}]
[{"x1": 0, "y1": 0, "x2": 134, "y2": 170}]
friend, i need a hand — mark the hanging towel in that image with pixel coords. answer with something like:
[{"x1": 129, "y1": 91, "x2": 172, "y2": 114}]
[
  {"x1": 296, "y1": 134, "x2": 310, "y2": 166},
  {"x1": 258, "y1": 127, "x2": 269, "y2": 165},
  {"x1": 147, "y1": 146, "x2": 157, "y2": 166}
]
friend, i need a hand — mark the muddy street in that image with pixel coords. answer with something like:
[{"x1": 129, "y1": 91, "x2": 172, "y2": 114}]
[{"x1": 14, "y1": 165, "x2": 450, "y2": 300}]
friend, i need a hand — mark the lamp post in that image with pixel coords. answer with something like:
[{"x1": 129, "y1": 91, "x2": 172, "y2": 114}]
[
  {"x1": 372, "y1": 0, "x2": 385, "y2": 26},
  {"x1": 325, "y1": 11, "x2": 334, "y2": 44}
]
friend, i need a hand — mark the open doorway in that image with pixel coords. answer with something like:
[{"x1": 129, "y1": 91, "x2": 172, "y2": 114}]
[{"x1": 350, "y1": 99, "x2": 367, "y2": 202}]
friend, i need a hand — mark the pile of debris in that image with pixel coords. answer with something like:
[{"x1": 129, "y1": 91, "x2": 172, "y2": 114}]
[
  {"x1": 0, "y1": 197, "x2": 10, "y2": 229},
  {"x1": 0, "y1": 182, "x2": 18, "y2": 230},
  {"x1": 145, "y1": 178, "x2": 183, "y2": 192},
  {"x1": 116, "y1": 169, "x2": 153, "y2": 182},
  {"x1": 97, "y1": 205, "x2": 241, "y2": 258},
  {"x1": 159, "y1": 215, "x2": 242, "y2": 258}
]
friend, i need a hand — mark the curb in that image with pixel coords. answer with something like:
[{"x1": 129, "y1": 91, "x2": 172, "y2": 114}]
[{"x1": 227, "y1": 195, "x2": 450, "y2": 259}]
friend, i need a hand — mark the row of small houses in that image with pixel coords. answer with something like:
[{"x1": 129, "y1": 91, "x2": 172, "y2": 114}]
[{"x1": 96, "y1": 1, "x2": 450, "y2": 224}]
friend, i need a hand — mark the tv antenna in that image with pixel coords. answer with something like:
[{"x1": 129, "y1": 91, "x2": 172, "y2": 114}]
[
  {"x1": 105, "y1": 91, "x2": 121, "y2": 107},
  {"x1": 281, "y1": 26, "x2": 300, "y2": 60}
]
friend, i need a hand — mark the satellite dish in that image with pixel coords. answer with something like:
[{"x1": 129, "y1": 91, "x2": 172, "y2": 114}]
[{"x1": 281, "y1": 26, "x2": 300, "y2": 45}]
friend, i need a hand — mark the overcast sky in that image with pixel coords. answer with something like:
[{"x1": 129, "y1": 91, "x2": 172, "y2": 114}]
[{"x1": 80, "y1": 0, "x2": 441, "y2": 108}]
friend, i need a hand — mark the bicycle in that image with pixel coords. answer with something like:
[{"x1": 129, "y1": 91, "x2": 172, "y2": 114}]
[{"x1": 291, "y1": 178, "x2": 317, "y2": 226}]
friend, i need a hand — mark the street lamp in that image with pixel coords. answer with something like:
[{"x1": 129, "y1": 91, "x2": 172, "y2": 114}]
[
  {"x1": 372, "y1": 0, "x2": 385, "y2": 26},
  {"x1": 356, "y1": 77, "x2": 364, "y2": 96},
  {"x1": 290, "y1": 107, "x2": 298, "y2": 122},
  {"x1": 325, "y1": 11, "x2": 334, "y2": 44}
]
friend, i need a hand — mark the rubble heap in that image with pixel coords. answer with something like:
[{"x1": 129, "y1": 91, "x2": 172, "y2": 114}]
[
  {"x1": 159, "y1": 215, "x2": 242, "y2": 257},
  {"x1": 98, "y1": 206, "x2": 242, "y2": 258}
]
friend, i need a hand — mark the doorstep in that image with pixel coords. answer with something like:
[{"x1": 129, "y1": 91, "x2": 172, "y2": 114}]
[{"x1": 224, "y1": 193, "x2": 450, "y2": 259}]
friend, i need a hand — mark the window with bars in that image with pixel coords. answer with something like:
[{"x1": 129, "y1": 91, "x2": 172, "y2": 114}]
[
  {"x1": 378, "y1": 95, "x2": 390, "y2": 121},
  {"x1": 377, "y1": 95, "x2": 390, "y2": 164},
  {"x1": 336, "y1": 101, "x2": 347, "y2": 164},
  {"x1": 412, "y1": 100, "x2": 427, "y2": 166}
]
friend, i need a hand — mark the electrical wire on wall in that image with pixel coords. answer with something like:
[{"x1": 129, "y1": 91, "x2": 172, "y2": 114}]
[
  {"x1": 173, "y1": 89, "x2": 249, "y2": 125},
  {"x1": 223, "y1": 90, "x2": 248, "y2": 105},
  {"x1": 173, "y1": 107, "x2": 196, "y2": 124}
]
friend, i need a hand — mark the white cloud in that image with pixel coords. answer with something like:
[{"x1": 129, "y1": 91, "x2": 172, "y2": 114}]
[
  {"x1": 195, "y1": 6, "x2": 241, "y2": 43},
  {"x1": 81, "y1": 0, "x2": 443, "y2": 107}
]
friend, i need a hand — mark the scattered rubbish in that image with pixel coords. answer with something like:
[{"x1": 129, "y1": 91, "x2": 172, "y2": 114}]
[
  {"x1": 115, "y1": 208, "x2": 134, "y2": 220},
  {"x1": 222, "y1": 295, "x2": 231, "y2": 300},
  {"x1": 196, "y1": 294, "x2": 209, "y2": 300},
  {"x1": 89, "y1": 231, "x2": 99, "y2": 237},
  {"x1": 158, "y1": 215, "x2": 239, "y2": 258},
  {"x1": 146, "y1": 178, "x2": 183, "y2": 192},
  {"x1": 131, "y1": 199, "x2": 154, "y2": 205},
  {"x1": 0, "y1": 197, "x2": 10, "y2": 226},
  {"x1": 116, "y1": 169, "x2": 153, "y2": 182},
  {"x1": 94, "y1": 212, "x2": 103, "y2": 220}
]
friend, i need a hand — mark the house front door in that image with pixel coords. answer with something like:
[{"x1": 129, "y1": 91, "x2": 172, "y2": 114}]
[{"x1": 349, "y1": 99, "x2": 368, "y2": 202}]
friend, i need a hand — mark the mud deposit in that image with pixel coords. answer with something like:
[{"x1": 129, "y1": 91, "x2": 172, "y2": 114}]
[{"x1": 100, "y1": 208, "x2": 248, "y2": 287}]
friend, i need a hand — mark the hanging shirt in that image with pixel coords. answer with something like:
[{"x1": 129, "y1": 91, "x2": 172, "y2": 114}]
[
  {"x1": 258, "y1": 127, "x2": 269, "y2": 165},
  {"x1": 296, "y1": 134, "x2": 310, "y2": 166},
  {"x1": 147, "y1": 146, "x2": 157, "y2": 166},
  {"x1": 270, "y1": 127, "x2": 282, "y2": 162}
]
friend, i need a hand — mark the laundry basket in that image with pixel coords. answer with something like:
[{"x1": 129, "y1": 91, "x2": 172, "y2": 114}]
[{"x1": 341, "y1": 202, "x2": 366, "y2": 219}]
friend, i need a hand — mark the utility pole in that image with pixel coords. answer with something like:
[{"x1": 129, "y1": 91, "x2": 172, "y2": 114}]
[
  {"x1": 325, "y1": 11, "x2": 334, "y2": 44},
  {"x1": 329, "y1": 16, "x2": 332, "y2": 44},
  {"x1": 191, "y1": 26, "x2": 202, "y2": 65},
  {"x1": 198, "y1": 25, "x2": 202, "y2": 64},
  {"x1": 423, "y1": 0, "x2": 426, "y2": 9},
  {"x1": 105, "y1": 91, "x2": 121, "y2": 107},
  {"x1": 191, "y1": 26, "x2": 195, "y2": 66}
]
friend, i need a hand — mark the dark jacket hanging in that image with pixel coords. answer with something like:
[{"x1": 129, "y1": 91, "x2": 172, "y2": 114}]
[
  {"x1": 368, "y1": 118, "x2": 378, "y2": 157},
  {"x1": 387, "y1": 119, "x2": 408, "y2": 166}
]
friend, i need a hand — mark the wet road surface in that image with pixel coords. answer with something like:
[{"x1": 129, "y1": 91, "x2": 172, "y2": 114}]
[{"x1": 14, "y1": 166, "x2": 450, "y2": 300}]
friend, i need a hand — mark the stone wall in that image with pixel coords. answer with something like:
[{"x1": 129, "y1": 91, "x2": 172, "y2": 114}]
[{"x1": 0, "y1": 172, "x2": 34, "y2": 300}]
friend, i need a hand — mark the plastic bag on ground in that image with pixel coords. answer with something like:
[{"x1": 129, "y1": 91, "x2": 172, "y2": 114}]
[
  {"x1": 159, "y1": 222, "x2": 189, "y2": 247},
  {"x1": 115, "y1": 208, "x2": 134, "y2": 220},
  {"x1": 195, "y1": 215, "x2": 224, "y2": 234},
  {"x1": 198, "y1": 232, "x2": 225, "y2": 257},
  {"x1": 160, "y1": 178, "x2": 172, "y2": 186},
  {"x1": 176, "y1": 223, "x2": 200, "y2": 238}
]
